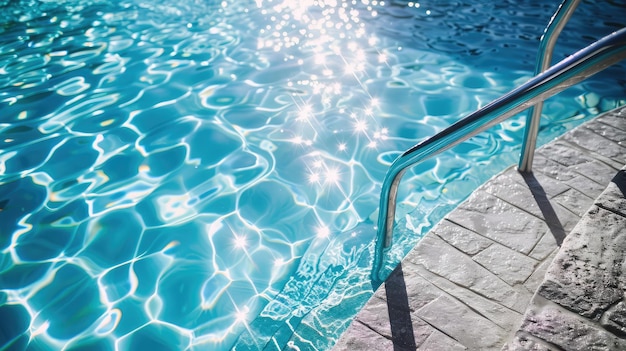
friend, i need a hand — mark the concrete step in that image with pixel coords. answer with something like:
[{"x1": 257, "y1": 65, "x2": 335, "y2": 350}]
[
  {"x1": 503, "y1": 165, "x2": 626, "y2": 350},
  {"x1": 333, "y1": 106, "x2": 626, "y2": 351}
]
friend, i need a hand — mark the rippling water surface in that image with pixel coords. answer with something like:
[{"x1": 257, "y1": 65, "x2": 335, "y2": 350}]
[{"x1": 1, "y1": 0, "x2": 624, "y2": 350}]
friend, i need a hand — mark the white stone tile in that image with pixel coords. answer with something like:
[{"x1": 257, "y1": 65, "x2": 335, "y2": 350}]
[
  {"x1": 431, "y1": 219, "x2": 493, "y2": 256},
  {"x1": 472, "y1": 243, "x2": 538, "y2": 285},
  {"x1": 447, "y1": 192, "x2": 546, "y2": 254},
  {"x1": 415, "y1": 295, "x2": 505, "y2": 350},
  {"x1": 564, "y1": 175, "x2": 606, "y2": 200},
  {"x1": 523, "y1": 250, "x2": 557, "y2": 293},
  {"x1": 408, "y1": 261, "x2": 523, "y2": 332},
  {"x1": 404, "y1": 235, "x2": 529, "y2": 312},
  {"x1": 595, "y1": 169, "x2": 626, "y2": 215},
  {"x1": 418, "y1": 329, "x2": 467, "y2": 351},
  {"x1": 553, "y1": 187, "x2": 595, "y2": 217},
  {"x1": 528, "y1": 230, "x2": 560, "y2": 261},
  {"x1": 333, "y1": 320, "x2": 395, "y2": 351}
]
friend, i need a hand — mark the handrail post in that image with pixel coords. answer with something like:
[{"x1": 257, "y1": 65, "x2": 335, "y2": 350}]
[{"x1": 519, "y1": 0, "x2": 581, "y2": 172}]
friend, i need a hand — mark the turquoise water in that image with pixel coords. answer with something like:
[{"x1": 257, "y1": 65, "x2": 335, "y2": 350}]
[{"x1": 0, "y1": 0, "x2": 624, "y2": 350}]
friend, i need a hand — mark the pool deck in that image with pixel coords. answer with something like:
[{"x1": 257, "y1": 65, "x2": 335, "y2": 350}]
[{"x1": 333, "y1": 105, "x2": 626, "y2": 350}]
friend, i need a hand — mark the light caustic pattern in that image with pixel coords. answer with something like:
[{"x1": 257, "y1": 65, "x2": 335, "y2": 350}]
[{"x1": 0, "y1": 0, "x2": 625, "y2": 350}]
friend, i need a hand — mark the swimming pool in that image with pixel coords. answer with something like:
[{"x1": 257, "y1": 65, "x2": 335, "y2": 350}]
[{"x1": 0, "y1": 0, "x2": 624, "y2": 350}]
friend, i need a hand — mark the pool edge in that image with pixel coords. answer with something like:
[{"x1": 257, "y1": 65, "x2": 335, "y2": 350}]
[{"x1": 332, "y1": 104, "x2": 626, "y2": 350}]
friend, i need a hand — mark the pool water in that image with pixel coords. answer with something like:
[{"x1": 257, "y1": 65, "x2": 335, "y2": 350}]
[{"x1": 0, "y1": 0, "x2": 624, "y2": 350}]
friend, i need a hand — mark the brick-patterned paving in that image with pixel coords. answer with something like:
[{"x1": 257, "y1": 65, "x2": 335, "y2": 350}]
[{"x1": 333, "y1": 106, "x2": 626, "y2": 350}]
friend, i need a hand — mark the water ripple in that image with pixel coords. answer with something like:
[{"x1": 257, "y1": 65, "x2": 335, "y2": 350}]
[{"x1": 0, "y1": 0, "x2": 624, "y2": 350}]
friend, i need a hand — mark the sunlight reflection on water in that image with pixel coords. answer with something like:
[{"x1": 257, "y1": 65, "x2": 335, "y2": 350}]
[{"x1": 0, "y1": 0, "x2": 624, "y2": 350}]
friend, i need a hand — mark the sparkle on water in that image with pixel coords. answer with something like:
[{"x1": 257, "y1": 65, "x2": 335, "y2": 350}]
[{"x1": 0, "y1": 0, "x2": 625, "y2": 350}]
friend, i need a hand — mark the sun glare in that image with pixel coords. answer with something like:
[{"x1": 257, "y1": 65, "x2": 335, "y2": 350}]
[
  {"x1": 297, "y1": 104, "x2": 313, "y2": 121},
  {"x1": 233, "y1": 235, "x2": 247, "y2": 249},
  {"x1": 324, "y1": 167, "x2": 341, "y2": 185},
  {"x1": 316, "y1": 225, "x2": 331, "y2": 239},
  {"x1": 354, "y1": 119, "x2": 368, "y2": 132}
]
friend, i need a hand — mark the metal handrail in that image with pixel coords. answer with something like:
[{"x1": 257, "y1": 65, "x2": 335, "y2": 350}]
[
  {"x1": 519, "y1": 0, "x2": 581, "y2": 172},
  {"x1": 372, "y1": 28, "x2": 626, "y2": 284}
]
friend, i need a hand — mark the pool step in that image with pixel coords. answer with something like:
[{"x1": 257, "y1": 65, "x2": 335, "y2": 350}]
[
  {"x1": 503, "y1": 165, "x2": 626, "y2": 350},
  {"x1": 332, "y1": 105, "x2": 626, "y2": 350}
]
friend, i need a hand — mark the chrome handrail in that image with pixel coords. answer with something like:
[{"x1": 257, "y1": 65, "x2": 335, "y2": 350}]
[
  {"x1": 372, "y1": 28, "x2": 626, "y2": 284},
  {"x1": 519, "y1": 0, "x2": 581, "y2": 172}
]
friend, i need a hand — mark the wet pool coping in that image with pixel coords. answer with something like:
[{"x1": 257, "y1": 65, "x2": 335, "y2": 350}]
[{"x1": 332, "y1": 105, "x2": 626, "y2": 350}]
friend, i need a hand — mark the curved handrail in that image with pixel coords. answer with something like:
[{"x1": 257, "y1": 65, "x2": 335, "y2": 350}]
[
  {"x1": 519, "y1": 0, "x2": 581, "y2": 172},
  {"x1": 372, "y1": 28, "x2": 626, "y2": 284}
]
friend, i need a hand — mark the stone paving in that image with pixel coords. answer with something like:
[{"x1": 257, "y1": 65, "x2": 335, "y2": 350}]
[{"x1": 333, "y1": 105, "x2": 626, "y2": 351}]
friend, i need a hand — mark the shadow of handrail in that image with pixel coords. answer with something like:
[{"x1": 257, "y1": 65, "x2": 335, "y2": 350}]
[
  {"x1": 385, "y1": 263, "x2": 418, "y2": 350},
  {"x1": 521, "y1": 172, "x2": 567, "y2": 246}
]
